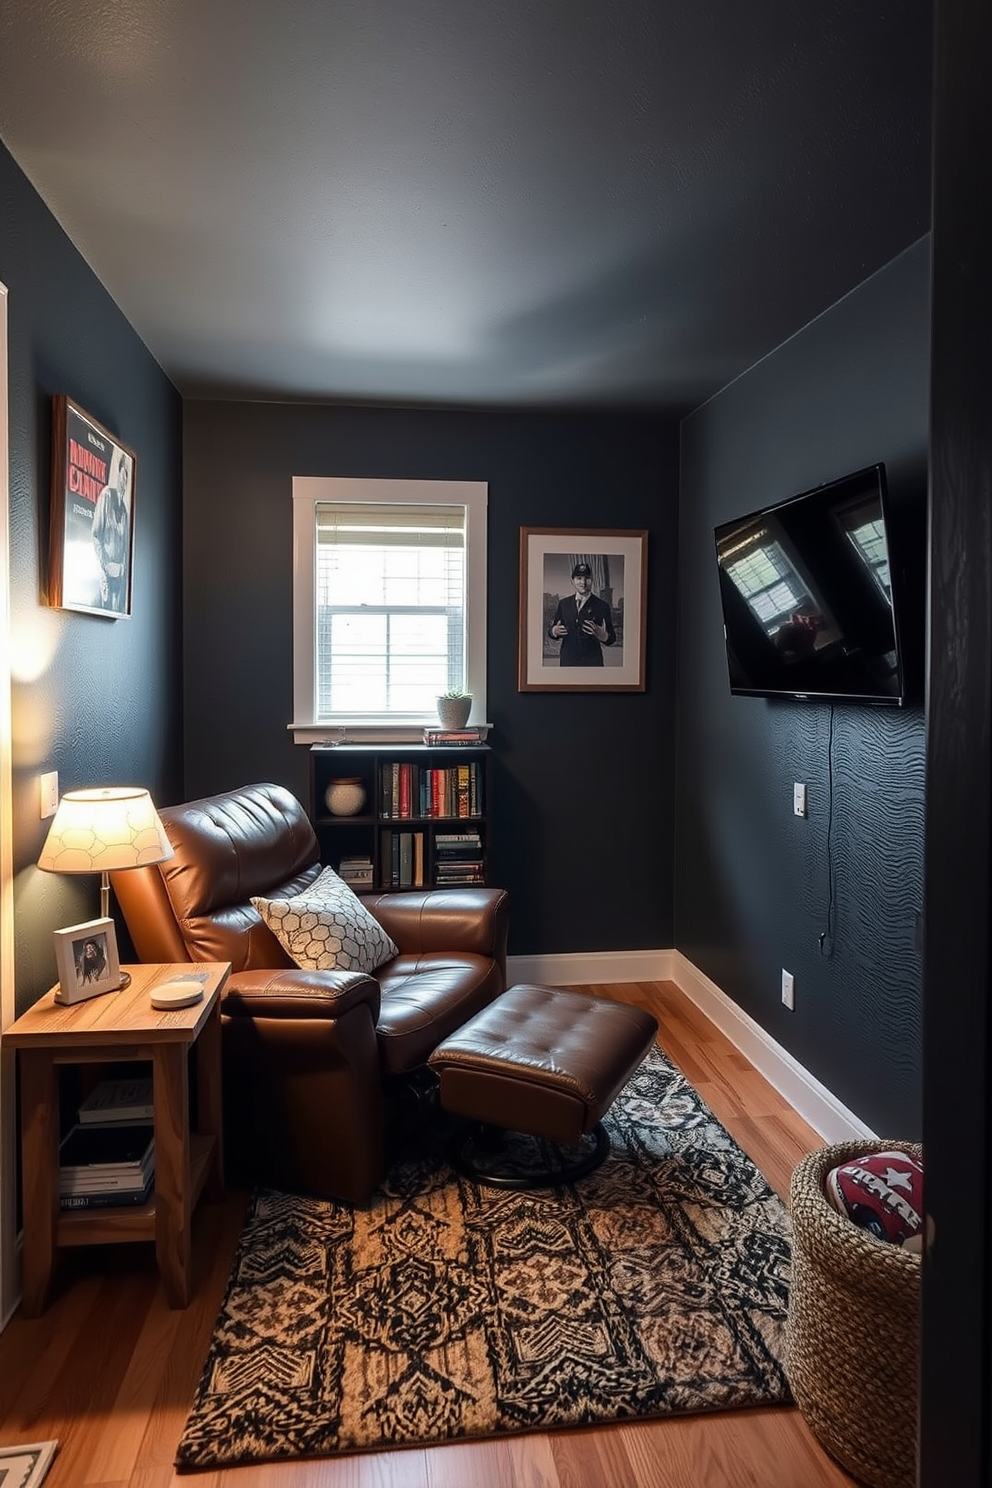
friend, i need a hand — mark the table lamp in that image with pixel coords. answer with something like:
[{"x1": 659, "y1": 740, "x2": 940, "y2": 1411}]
[{"x1": 38, "y1": 786, "x2": 174, "y2": 994}]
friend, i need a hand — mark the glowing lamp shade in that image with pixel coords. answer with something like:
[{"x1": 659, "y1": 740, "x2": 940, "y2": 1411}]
[{"x1": 38, "y1": 786, "x2": 174, "y2": 918}]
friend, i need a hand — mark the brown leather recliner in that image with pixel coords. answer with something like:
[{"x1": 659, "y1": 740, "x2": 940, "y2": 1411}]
[{"x1": 111, "y1": 781, "x2": 509, "y2": 1203}]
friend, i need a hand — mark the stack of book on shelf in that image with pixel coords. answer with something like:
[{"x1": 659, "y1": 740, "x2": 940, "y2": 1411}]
[
  {"x1": 337, "y1": 855, "x2": 374, "y2": 887},
  {"x1": 60, "y1": 1077, "x2": 155, "y2": 1211},
  {"x1": 434, "y1": 829, "x2": 484, "y2": 884},
  {"x1": 422, "y1": 725, "x2": 489, "y2": 746},
  {"x1": 381, "y1": 829, "x2": 425, "y2": 888}
]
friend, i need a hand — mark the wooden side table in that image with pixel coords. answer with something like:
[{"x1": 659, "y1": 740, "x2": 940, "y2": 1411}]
[{"x1": 3, "y1": 961, "x2": 229, "y2": 1317}]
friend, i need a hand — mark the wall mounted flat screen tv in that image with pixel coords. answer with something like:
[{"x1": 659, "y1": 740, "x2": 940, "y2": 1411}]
[{"x1": 714, "y1": 463, "x2": 907, "y2": 705}]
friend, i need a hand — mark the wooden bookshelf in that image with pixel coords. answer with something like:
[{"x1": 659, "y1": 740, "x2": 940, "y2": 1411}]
[{"x1": 310, "y1": 742, "x2": 491, "y2": 891}]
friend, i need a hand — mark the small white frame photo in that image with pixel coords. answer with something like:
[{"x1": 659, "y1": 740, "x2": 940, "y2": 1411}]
[
  {"x1": 52, "y1": 917, "x2": 121, "y2": 1005},
  {"x1": 0, "y1": 1439, "x2": 59, "y2": 1487}
]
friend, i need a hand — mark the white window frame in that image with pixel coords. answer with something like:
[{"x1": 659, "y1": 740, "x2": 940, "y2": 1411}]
[{"x1": 291, "y1": 476, "x2": 488, "y2": 744}]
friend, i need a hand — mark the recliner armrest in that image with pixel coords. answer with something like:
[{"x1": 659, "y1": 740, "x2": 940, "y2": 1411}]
[
  {"x1": 359, "y1": 887, "x2": 509, "y2": 973},
  {"x1": 221, "y1": 967, "x2": 381, "y2": 1023}
]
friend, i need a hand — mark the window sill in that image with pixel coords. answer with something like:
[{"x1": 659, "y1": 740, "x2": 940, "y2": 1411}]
[
  {"x1": 288, "y1": 722, "x2": 428, "y2": 747},
  {"x1": 289, "y1": 721, "x2": 490, "y2": 747}
]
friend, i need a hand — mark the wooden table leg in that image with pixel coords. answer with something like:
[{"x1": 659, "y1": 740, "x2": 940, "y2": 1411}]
[
  {"x1": 196, "y1": 999, "x2": 224, "y2": 1200},
  {"x1": 152, "y1": 1043, "x2": 191, "y2": 1308},
  {"x1": 19, "y1": 1050, "x2": 60, "y2": 1317}
]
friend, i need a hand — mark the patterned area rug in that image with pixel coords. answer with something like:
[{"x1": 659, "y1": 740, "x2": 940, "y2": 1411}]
[{"x1": 175, "y1": 1044, "x2": 793, "y2": 1472}]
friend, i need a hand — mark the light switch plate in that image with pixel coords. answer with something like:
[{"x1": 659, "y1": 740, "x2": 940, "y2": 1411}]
[
  {"x1": 40, "y1": 771, "x2": 59, "y2": 819},
  {"x1": 781, "y1": 969, "x2": 795, "y2": 1010}
]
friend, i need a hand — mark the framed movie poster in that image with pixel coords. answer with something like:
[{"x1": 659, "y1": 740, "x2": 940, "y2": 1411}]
[
  {"x1": 518, "y1": 527, "x2": 648, "y2": 692},
  {"x1": 48, "y1": 396, "x2": 136, "y2": 618}
]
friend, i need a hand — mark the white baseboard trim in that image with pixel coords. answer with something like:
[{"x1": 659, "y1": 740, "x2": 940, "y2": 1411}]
[
  {"x1": 506, "y1": 948, "x2": 675, "y2": 987},
  {"x1": 505, "y1": 946, "x2": 874, "y2": 1143},
  {"x1": 671, "y1": 952, "x2": 876, "y2": 1143}
]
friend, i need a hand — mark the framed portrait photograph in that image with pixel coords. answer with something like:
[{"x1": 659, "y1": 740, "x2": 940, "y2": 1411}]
[
  {"x1": 52, "y1": 917, "x2": 122, "y2": 1005},
  {"x1": 48, "y1": 395, "x2": 136, "y2": 619},
  {"x1": 518, "y1": 527, "x2": 648, "y2": 692}
]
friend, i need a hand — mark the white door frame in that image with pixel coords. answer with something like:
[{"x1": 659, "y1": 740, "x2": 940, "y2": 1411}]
[{"x1": 0, "y1": 280, "x2": 17, "y2": 1327}]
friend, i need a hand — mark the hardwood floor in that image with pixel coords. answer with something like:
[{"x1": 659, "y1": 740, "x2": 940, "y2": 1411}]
[{"x1": 0, "y1": 980, "x2": 857, "y2": 1487}]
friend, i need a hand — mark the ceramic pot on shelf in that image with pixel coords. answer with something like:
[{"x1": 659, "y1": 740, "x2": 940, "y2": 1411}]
[
  {"x1": 436, "y1": 695, "x2": 472, "y2": 730},
  {"x1": 324, "y1": 778, "x2": 366, "y2": 817}
]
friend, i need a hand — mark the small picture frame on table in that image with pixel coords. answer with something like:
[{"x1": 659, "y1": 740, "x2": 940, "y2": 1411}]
[
  {"x1": 52, "y1": 917, "x2": 122, "y2": 1005},
  {"x1": 0, "y1": 1439, "x2": 59, "y2": 1487}
]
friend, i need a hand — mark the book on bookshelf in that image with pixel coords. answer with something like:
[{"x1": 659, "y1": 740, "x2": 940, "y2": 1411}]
[
  {"x1": 435, "y1": 833, "x2": 482, "y2": 851},
  {"x1": 78, "y1": 1077, "x2": 154, "y2": 1125}
]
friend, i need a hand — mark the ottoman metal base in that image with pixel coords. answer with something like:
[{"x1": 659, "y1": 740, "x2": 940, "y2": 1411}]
[{"x1": 450, "y1": 1119, "x2": 610, "y2": 1190}]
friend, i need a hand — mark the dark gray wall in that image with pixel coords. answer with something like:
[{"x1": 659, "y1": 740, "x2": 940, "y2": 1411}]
[
  {"x1": 676, "y1": 238, "x2": 930, "y2": 1137},
  {"x1": 1, "y1": 141, "x2": 183, "y2": 1013},
  {"x1": 182, "y1": 402, "x2": 680, "y2": 956}
]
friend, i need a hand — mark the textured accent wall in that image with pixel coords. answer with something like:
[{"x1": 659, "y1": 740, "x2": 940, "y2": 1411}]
[
  {"x1": 0, "y1": 142, "x2": 183, "y2": 1013},
  {"x1": 676, "y1": 239, "x2": 929, "y2": 1136},
  {"x1": 181, "y1": 402, "x2": 680, "y2": 957}
]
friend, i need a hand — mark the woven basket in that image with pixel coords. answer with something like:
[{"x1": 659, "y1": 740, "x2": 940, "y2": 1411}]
[{"x1": 786, "y1": 1140, "x2": 922, "y2": 1488}]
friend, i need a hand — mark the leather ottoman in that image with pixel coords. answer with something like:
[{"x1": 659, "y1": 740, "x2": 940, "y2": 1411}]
[{"x1": 427, "y1": 982, "x2": 658, "y2": 1187}]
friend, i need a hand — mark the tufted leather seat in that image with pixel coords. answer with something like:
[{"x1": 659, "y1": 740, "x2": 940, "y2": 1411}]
[
  {"x1": 112, "y1": 782, "x2": 509, "y2": 1203},
  {"x1": 428, "y1": 983, "x2": 658, "y2": 1184}
]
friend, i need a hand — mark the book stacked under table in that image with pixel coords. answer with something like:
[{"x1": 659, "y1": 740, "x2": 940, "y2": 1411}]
[{"x1": 59, "y1": 1078, "x2": 155, "y2": 1211}]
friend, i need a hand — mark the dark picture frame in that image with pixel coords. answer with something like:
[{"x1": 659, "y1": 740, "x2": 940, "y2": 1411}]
[
  {"x1": 48, "y1": 395, "x2": 136, "y2": 618},
  {"x1": 518, "y1": 527, "x2": 648, "y2": 692}
]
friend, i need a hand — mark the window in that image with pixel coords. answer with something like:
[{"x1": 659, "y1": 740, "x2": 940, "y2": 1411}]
[{"x1": 292, "y1": 478, "x2": 487, "y2": 742}]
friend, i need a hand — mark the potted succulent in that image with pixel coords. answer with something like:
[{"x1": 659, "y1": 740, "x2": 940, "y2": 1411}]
[{"x1": 436, "y1": 689, "x2": 473, "y2": 730}]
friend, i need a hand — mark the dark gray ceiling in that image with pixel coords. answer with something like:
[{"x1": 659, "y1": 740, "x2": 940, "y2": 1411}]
[{"x1": 0, "y1": 1, "x2": 932, "y2": 411}]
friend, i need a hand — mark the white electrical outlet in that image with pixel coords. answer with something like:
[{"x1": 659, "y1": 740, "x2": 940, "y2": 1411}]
[
  {"x1": 781, "y1": 969, "x2": 795, "y2": 1010},
  {"x1": 793, "y1": 783, "x2": 807, "y2": 818},
  {"x1": 39, "y1": 770, "x2": 59, "y2": 819}
]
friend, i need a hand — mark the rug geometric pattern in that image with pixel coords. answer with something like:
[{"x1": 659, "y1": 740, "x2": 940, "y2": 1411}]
[{"x1": 175, "y1": 1044, "x2": 793, "y2": 1472}]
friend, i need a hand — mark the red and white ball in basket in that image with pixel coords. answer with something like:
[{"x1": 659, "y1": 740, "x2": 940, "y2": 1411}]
[{"x1": 824, "y1": 1149, "x2": 924, "y2": 1249}]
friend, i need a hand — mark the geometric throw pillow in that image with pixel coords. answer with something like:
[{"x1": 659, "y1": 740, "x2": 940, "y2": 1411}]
[{"x1": 251, "y1": 865, "x2": 399, "y2": 974}]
